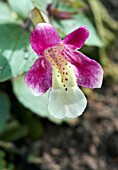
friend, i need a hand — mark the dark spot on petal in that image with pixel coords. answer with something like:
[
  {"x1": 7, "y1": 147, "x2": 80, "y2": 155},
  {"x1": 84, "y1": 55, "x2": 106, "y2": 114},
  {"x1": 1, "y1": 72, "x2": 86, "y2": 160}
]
[
  {"x1": 65, "y1": 78, "x2": 68, "y2": 81},
  {"x1": 63, "y1": 85, "x2": 65, "y2": 87},
  {"x1": 66, "y1": 72, "x2": 68, "y2": 75},
  {"x1": 65, "y1": 88, "x2": 68, "y2": 91}
]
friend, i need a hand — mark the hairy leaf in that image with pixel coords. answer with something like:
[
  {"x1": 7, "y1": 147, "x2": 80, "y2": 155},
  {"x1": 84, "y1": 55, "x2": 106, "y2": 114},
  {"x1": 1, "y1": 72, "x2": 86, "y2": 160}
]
[
  {"x1": 0, "y1": 2, "x2": 15, "y2": 24},
  {"x1": 0, "y1": 23, "x2": 37, "y2": 82},
  {"x1": 8, "y1": 0, "x2": 34, "y2": 19}
]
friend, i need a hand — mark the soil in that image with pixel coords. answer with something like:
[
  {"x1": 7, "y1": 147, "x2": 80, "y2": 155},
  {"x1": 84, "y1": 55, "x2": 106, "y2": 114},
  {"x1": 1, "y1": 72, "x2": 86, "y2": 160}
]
[{"x1": 20, "y1": 82, "x2": 118, "y2": 170}]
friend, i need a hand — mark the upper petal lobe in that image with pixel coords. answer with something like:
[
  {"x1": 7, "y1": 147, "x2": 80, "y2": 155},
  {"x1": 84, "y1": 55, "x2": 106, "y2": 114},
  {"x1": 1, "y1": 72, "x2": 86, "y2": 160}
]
[
  {"x1": 25, "y1": 57, "x2": 52, "y2": 96},
  {"x1": 63, "y1": 26, "x2": 89, "y2": 49},
  {"x1": 63, "y1": 48, "x2": 103, "y2": 88},
  {"x1": 30, "y1": 23, "x2": 61, "y2": 55}
]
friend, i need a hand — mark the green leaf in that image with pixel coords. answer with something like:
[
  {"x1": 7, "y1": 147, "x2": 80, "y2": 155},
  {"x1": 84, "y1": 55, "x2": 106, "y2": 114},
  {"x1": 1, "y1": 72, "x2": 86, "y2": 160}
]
[
  {"x1": 12, "y1": 75, "x2": 49, "y2": 117},
  {"x1": 12, "y1": 75, "x2": 65, "y2": 124},
  {"x1": 20, "y1": 111, "x2": 44, "y2": 139},
  {"x1": 8, "y1": 0, "x2": 34, "y2": 19},
  {"x1": 0, "y1": 23, "x2": 37, "y2": 82},
  {"x1": 0, "y1": 2, "x2": 15, "y2": 24},
  {"x1": 0, "y1": 91, "x2": 10, "y2": 133},
  {"x1": 14, "y1": 104, "x2": 44, "y2": 139},
  {"x1": 52, "y1": 14, "x2": 103, "y2": 47},
  {"x1": 0, "y1": 150, "x2": 15, "y2": 170}
]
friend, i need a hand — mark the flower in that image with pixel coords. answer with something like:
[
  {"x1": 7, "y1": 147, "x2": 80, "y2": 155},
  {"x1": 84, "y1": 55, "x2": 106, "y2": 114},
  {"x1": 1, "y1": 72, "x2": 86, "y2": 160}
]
[{"x1": 25, "y1": 23, "x2": 103, "y2": 119}]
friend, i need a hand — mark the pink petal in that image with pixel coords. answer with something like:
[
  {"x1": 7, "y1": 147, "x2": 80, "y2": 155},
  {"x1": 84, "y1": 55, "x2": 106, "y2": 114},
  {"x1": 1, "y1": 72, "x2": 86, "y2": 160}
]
[
  {"x1": 25, "y1": 57, "x2": 52, "y2": 96},
  {"x1": 63, "y1": 26, "x2": 89, "y2": 49},
  {"x1": 63, "y1": 48, "x2": 103, "y2": 88},
  {"x1": 30, "y1": 23, "x2": 61, "y2": 55}
]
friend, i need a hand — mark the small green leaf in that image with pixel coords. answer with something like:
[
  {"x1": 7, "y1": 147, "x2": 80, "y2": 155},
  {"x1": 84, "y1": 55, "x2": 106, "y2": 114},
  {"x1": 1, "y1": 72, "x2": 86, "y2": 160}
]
[
  {"x1": 0, "y1": 91, "x2": 10, "y2": 133},
  {"x1": 21, "y1": 111, "x2": 44, "y2": 139},
  {"x1": 14, "y1": 105, "x2": 45, "y2": 139},
  {"x1": 8, "y1": 0, "x2": 34, "y2": 19},
  {"x1": 12, "y1": 75, "x2": 65, "y2": 124},
  {"x1": 0, "y1": 150, "x2": 15, "y2": 170},
  {"x1": 0, "y1": 23, "x2": 37, "y2": 82}
]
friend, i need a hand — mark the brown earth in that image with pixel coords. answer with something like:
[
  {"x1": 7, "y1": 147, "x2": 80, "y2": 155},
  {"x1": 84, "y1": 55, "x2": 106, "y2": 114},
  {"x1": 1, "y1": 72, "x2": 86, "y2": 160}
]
[{"x1": 21, "y1": 82, "x2": 118, "y2": 170}]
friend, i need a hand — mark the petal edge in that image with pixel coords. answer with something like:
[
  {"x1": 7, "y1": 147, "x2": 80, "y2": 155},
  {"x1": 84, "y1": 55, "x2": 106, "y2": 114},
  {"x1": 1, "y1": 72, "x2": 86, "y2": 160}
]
[
  {"x1": 25, "y1": 57, "x2": 52, "y2": 96},
  {"x1": 63, "y1": 26, "x2": 89, "y2": 49},
  {"x1": 30, "y1": 23, "x2": 61, "y2": 55},
  {"x1": 63, "y1": 48, "x2": 104, "y2": 89}
]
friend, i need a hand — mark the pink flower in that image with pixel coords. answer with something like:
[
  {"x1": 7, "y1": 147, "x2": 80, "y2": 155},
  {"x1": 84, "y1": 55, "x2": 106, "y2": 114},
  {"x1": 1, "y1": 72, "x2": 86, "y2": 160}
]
[{"x1": 25, "y1": 23, "x2": 103, "y2": 119}]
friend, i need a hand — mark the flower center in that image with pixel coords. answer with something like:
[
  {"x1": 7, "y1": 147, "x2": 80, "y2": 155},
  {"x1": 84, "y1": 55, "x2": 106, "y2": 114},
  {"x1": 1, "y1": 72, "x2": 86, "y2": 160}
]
[{"x1": 44, "y1": 44, "x2": 77, "y2": 91}]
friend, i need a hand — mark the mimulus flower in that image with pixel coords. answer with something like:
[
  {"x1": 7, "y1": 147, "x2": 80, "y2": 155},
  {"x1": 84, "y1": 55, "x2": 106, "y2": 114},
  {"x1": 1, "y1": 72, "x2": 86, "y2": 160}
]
[{"x1": 25, "y1": 23, "x2": 103, "y2": 119}]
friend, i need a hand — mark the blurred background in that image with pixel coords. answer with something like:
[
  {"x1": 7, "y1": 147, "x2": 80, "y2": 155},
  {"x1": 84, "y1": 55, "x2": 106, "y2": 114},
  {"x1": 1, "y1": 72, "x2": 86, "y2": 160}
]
[{"x1": 0, "y1": 0, "x2": 118, "y2": 169}]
